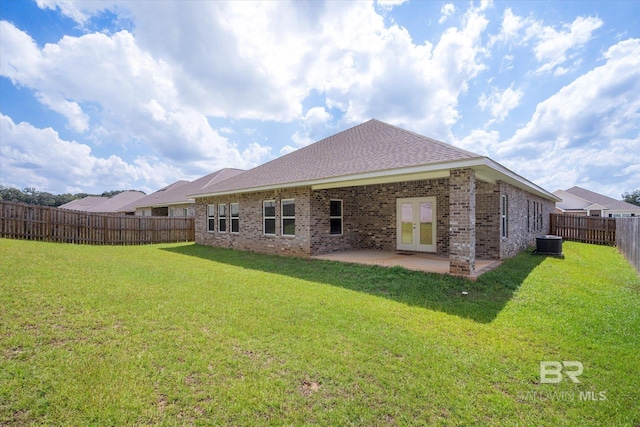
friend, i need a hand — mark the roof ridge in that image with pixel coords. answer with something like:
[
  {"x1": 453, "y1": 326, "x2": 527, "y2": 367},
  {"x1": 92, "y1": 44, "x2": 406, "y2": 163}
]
[{"x1": 368, "y1": 119, "x2": 481, "y2": 158}]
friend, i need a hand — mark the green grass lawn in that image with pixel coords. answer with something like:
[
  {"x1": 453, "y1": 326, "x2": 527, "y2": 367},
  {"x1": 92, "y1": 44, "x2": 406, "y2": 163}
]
[{"x1": 1, "y1": 238, "x2": 639, "y2": 426}]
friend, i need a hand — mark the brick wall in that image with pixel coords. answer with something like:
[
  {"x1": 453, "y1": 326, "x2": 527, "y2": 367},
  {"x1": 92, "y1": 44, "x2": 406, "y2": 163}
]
[
  {"x1": 476, "y1": 180, "x2": 501, "y2": 259},
  {"x1": 195, "y1": 187, "x2": 312, "y2": 257},
  {"x1": 169, "y1": 203, "x2": 194, "y2": 217},
  {"x1": 310, "y1": 187, "x2": 360, "y2": 255},
  {"x1": 310, "y1": 179, "x2": 450, "y2": 255},
  {"x1": 193, "y1": 176, "x2": 554, "y2": 264},
  {"x1": 500, "y1": 182, "x2": 555, "y2": 258},
  {"x1": 449, "y1": 169, "x2": 476, "y2": 275}
]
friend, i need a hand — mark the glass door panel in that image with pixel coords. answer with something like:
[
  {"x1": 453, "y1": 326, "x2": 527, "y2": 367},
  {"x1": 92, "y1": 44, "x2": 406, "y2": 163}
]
[
  {"x1": 401, "y1": 202, "x2": 414, "y2": 244},
  {"x1": 419, "y1": 202, "x2": 433, "y2": 245},
  {"x1": 397, "y1": 198, "x2": 436, "y2": 252}
]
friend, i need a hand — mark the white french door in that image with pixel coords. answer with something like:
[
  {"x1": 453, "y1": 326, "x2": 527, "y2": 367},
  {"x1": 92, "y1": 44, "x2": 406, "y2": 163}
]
[{"x1": 396, "y1": 197, "x2": 436, "y2": 252}]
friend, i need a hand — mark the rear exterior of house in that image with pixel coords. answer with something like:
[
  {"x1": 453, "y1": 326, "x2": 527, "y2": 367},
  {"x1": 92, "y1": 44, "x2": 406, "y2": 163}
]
[{"x1": 191, "y1": 120, "x2": 557, "y2": 275}]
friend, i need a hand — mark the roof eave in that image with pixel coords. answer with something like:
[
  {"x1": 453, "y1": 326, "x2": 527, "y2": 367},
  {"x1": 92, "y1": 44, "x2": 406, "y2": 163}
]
[
  {"x1": 189, "y1": 158, "x2": 484, "y2": 198},
  {"x1": 190, "y1": 157, "x2": 560, "y2": 202},
  {"x1": 478, "y1": 158, "x2": 562, "y2": 202}
]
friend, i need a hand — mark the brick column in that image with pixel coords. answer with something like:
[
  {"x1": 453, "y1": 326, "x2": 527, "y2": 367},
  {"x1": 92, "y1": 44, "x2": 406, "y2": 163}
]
[{"x1": 449, "y1": 168, "x2": 476, "y2": 275}]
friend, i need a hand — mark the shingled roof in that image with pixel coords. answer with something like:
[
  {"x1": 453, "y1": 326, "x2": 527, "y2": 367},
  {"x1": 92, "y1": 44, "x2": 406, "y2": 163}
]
[
  {"x1": 192, "y1": 119, "x2": 481, "y2": 196},
  {"x1": 60, "y1": 191, "x2": 146, "y2": 213},
  {"x1": 190, "y1": 119, "x2": 559, "y2": 201},
  {"x1": 122, "y1": 168, "x2": 245, "y2": 211},
  {"x1": 563, "y1": 186, "x2": 640, "y2": 213}
]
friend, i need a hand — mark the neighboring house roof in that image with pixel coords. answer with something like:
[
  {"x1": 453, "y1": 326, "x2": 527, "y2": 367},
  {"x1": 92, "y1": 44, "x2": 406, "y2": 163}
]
[
  {"x1": 190, "y1": 119, "x2": 559, "y2": 202},
  {"x1": 122, "y1": 168, "x2": 246, "y2": 211},
  {"x1": 555, "y1": 186, "x2": 640, "y2": 213},
  {"x1": 59, "y1": 196, "x2": 108, "y2": 211},
  {"x1": 59, "y1": 191, "x2": 146, "y2": 213},
  {"x1": 553, "y1": 190, "x2": 592, "y2": 211}
]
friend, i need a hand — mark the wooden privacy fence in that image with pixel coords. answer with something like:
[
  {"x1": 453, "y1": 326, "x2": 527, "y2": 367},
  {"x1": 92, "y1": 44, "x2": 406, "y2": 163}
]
[
  {"x1": 0, "y1": 201, "x2": 194, "y2": 245},
  {"x1": 616, "y1": 217, "x2": 640, "y2": 274},
  {"x1": 550, "y1": 213, "x2": 616, "y2": 245}
]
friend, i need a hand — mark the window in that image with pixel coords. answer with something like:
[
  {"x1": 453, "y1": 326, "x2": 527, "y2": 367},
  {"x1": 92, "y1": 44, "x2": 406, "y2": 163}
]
[
  {"x1": 263, "y1": 200, "x2": 276, "y2": 235},
  {"x1": 183, "y1": 208, "x2": 189, "y2": 217},
  {"x1": 207, "y1": 205, "x2": 215, "y2": 232},
  {"x1": 230, "y1": 203, "x2": 239, "y2": 233},
  {"x1": 501, "y1": 195, "x2": 508, "y2": 238},
  {"x1": 533, "y1": 201, "x2": 542, "y2": 231},
  {"x1": 527, "y1": 200, "x2": 530, "y2": 232},
  {"x1": 282, "y1": 199, "x2": 295, "y2": 236},
  {"x1": 537, "y1": 203, "x2": 543, "y2": 231},
  {"x1": 218, "y1": 203, "x2": 227, "y2": 232},
  {"x1": 330, "y1": 200, "x2": 343, "y2": 235}
]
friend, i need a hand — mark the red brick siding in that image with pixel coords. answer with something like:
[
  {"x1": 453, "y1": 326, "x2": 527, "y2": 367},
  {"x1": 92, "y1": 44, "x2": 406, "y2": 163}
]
[
  {"x1": 195, "y1": 187, "x2": 312, "y2": 257},
  {"x1": 449, "y1": 169, "x2": 476, "y2": 275},
  {"x1": 476, "y1": 180, "x2": 501, "y2": 259},
  {"x1": 500, "y1": 182, "x2": 554, "y2": 258},
  {"x1": 310, "y1": 179, "x2": 450, "y2": 255}
]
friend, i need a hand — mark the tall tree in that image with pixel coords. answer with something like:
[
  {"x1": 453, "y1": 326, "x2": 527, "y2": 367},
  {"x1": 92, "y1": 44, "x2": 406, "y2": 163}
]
[{"x1": 622, "y1": 190, "x2": 640, "y2": 207}]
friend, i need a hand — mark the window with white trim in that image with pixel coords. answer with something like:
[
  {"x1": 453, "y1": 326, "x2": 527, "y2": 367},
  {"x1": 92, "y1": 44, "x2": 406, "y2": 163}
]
[
  {"x1": 230, "y1": 203, "x2": 239, "y2": 233},
  {"x1": 282, "y1": 199, "x2": 295, "y2": 236},
  {"x1": 263, "y1": 200, "x2": 276, "y2": 235},
  {"x1": 330, "y1": 200, "x2": 343, "y2": 235},
  {"x1": 501, "y1": 195, "x2": 508, "y2": 238},
  {"x1": 218, "y1": 203, "x2": 227, "y2": 232},
  {"x1": 537, "y1": 202, "x2": 543, "y2": 231},
  {"x1": 207, "y1": 205, "x2": 215, "y2": 232}
]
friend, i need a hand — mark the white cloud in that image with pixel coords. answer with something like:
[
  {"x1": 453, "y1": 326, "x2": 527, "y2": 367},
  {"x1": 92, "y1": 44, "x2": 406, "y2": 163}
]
[
  {"x1": 36, "y1": 92, "x2": 90, "y2": 133},
  {"x1": 478, "y1": 83, "x2": 523, "y2": 124},
  {"x1": 497, "y1": 38, "x2": 640, "y2": 194},
  {"x1": 0, "y1": 113, "x2": 136, "y2": 193},
  {"x1": 311, "y1": 2, "x2": 489, "y2": 139},
  {"x1": 291, "y1": 107, "x2": 333, "y2": 147},
  {"x1": 532, "y1": 16, "x2": 603, "y2": 74},
  {"x1": 0, "y1": 21, "x2": 271, "y2": 176},
  {"x1": 489, "y1": 8, "x2": 532, "y2": 47},
  {"x1": 21, "y1": 1, "x2": 492, "y2": 142},
  {"x1": 455, "y1": 129, "x2": 500, "y2": 156},
  {"x1": 35, "y1": 0, "x2": 99, "y2": 25},
  {"x1": 0, "y1": 112, "x2": 205, "y2": 194},
  {"x1": 490, "y1": 9, "x2": 602, "y2": 75},
  {"x1": 376, "y1": 0, "x2": 409, "y2": 11},
  {"x1": 439, "y1": 4, "x2": 456, "y2": 24}
]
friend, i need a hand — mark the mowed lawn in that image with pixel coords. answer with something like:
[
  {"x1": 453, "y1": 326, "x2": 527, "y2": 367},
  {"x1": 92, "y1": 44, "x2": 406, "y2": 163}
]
[{"x1": 1, "y1": 238, "x2": 639, "y2": 426}]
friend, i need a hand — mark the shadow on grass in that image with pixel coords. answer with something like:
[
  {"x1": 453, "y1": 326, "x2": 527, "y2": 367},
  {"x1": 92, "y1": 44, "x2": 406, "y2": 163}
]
[{"x1": 161, "y1": 244, "x2": 547, "y2": 323}]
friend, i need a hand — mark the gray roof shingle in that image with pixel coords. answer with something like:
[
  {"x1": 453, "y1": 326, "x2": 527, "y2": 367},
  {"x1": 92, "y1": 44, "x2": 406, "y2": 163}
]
[
  {"x1": 60, "y1": 191, "x2": 146, "y2": 213},
  {"x1": 124, "y1": 168, "x2": 246, "y2": 210},
  {"x1": 565, "y1": 186, "x2": 640, "y2": 212},
  {"x1": 193, "y1": 119, "x2": 481, "y2": 195}
]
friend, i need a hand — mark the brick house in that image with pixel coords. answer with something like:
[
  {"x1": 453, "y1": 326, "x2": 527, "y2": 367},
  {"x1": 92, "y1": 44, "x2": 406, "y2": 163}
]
[{"x1": 190, "y1": 119, "x2": 559, "y2": 276}]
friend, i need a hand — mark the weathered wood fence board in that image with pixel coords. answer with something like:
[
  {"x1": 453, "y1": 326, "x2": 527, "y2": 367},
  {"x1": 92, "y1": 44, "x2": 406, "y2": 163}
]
[
  {"x1": 616, "y1": 217, "x2": 640, "y2": 274},
  {"x1": 0, "y1": 201, "x2": 194, "y2": 245},
  {"x1": 550, "y1": 213, "x2": 616, "y2": 245}
]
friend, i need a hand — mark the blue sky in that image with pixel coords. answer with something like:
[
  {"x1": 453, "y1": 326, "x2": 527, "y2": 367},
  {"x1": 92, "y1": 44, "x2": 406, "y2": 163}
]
[{"x1": 1, "y1": 0, "x2": 638, "y2": 198}]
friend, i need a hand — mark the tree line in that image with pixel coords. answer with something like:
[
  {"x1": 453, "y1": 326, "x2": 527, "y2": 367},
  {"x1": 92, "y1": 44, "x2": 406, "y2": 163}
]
[
  {"x1": 622, "y1": 190, "x2": 640, "y2": 207},
  {"x1": 0, "y1": 186, "x2": 143, "y2": 207}
]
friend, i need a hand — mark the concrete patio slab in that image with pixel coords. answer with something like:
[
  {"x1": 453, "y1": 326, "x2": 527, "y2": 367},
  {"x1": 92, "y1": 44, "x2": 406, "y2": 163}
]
[{"x1": 312, "y1": 250, "x2": 501, "y2": 279}]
